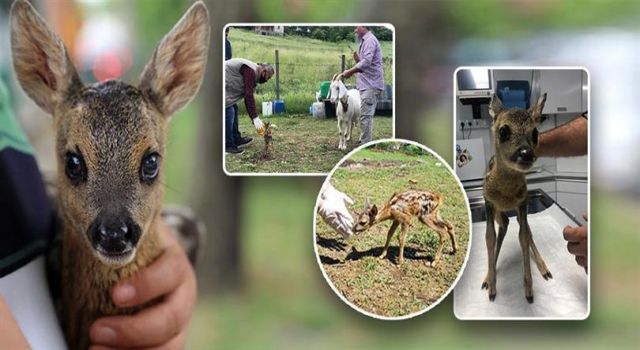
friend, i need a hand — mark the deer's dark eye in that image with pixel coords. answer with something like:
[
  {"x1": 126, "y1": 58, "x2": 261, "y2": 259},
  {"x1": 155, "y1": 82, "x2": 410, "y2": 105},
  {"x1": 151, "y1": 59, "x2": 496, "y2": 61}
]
[
  {"x1": 532, "y1": 128, "x2": 539, "y2": 145},
  {"x1": 140, "y1": 152, "x2": 160, "y2": 184},
  {"x1": 499, "y1": 125, "x2": 511, "y2": 143},
  {"x1": 65, "y1": 151, "x2": 87, "y2": 185}
]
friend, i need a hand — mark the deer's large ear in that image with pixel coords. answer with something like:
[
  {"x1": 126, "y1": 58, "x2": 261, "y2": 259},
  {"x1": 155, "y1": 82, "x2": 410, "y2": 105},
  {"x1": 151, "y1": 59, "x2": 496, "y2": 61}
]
[
  {"x1": 138, "y1": 1, "x2": 210, "y2": 117},
  {"x1": 10, "y1": 0, "x2": 82, "y2": 115},
  {"x1": 529, "y1": 93, "x2": 547, "y2": 124},
  {"x1": 369, "y1": 204, "x2": 378, "y2": 218},
  {"x1": 488, "y1": 94, "x2": 504, "y2": 121}
]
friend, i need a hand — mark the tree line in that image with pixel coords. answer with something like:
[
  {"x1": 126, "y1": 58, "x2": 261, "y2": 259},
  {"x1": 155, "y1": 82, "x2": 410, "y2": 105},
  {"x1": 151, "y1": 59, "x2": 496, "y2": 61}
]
[{"x1": 284, "y1": 26, "x2": 393, "y2": 42}]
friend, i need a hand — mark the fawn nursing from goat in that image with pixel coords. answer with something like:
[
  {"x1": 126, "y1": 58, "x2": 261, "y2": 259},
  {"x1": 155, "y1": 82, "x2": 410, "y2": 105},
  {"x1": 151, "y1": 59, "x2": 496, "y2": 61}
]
[
  {"x1": 10, "y1": 0, "x2": 209, "y2": 347},
  {"x1": 482, "y1": 93, "x2": 552, "y2": 304}
]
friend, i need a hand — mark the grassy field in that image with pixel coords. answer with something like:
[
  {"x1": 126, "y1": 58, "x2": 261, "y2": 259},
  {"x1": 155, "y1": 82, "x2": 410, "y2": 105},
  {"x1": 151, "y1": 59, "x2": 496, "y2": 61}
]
[
  {"x1": 188, "y1": 178, "x2": 640, "y2": 349},
  {"x1": 224, "y1": 114, "x2": 393, "y2": 174},
  {"x1": 315, "y1": 145, "x2": 470, "y2": 317},
  {"x1": 228, "y1": 28, "x2": 394, "y2": 114}
]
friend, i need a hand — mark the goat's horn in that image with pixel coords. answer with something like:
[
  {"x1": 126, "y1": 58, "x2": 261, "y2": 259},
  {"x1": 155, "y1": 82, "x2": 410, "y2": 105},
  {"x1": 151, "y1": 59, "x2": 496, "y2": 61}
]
[
  {"x1": 336, "y1": 73, "x2": 344, "y2": 81},
  {"x1": 331, "y1": 73, "x2": 339, "y2": 81},
  {"x1": 365, "y1": 196, "x2": 371, "y2": 208}
]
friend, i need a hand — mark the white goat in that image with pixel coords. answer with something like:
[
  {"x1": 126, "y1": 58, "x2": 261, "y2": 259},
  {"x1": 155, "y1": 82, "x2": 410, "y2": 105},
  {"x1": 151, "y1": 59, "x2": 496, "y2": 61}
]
[{"x1": 329, "y1": 73, "x2": 360, "y2": 150}]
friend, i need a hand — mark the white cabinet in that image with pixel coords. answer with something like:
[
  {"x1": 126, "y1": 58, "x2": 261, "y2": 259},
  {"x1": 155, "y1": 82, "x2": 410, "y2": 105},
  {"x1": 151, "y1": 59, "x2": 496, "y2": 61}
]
[
  {"x1": 582, "y1": 70, "x2": 589, "y2": 112},
  {"x1": 556, "y1": 180, "x2": 588, "y2": 225},
  {"x1": 537, "y1": 70, "x2": 586, "y2": 114}
]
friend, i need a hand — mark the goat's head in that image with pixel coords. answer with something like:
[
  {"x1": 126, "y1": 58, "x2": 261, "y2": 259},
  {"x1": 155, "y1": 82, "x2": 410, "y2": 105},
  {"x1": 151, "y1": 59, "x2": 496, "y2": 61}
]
[
  {"x1": 329, "y1": 73, "x2": 348, "y2": 104},
  {"x1": 10, "y1": 0, "x2": 210, "y2": 266}
]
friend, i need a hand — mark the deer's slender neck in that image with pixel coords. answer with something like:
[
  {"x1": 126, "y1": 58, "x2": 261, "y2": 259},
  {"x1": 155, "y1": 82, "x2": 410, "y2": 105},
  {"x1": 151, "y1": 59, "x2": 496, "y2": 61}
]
[{"x1": 373, "y1": 203, "x2": 395, "y2": 224}]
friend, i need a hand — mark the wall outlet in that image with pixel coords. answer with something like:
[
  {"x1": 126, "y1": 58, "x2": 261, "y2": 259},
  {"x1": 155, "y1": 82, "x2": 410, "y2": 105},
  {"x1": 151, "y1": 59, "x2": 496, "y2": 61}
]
[{"x1": 459, "y1": 119, "x2": 490, "y2": 131}]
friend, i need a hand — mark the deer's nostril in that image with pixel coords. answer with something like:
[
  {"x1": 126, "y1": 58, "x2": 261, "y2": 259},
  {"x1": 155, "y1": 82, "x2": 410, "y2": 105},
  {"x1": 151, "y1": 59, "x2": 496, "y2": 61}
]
[
  {"x1": 518, "y1": 147, "x2": 534, "y2": 162},
  {"x1": 97, "y1": 223, "x2": 127, "y2": 240}
]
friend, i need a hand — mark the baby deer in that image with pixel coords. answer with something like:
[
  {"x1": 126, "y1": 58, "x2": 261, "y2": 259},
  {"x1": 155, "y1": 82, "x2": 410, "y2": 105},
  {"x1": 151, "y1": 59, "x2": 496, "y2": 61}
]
[
  {"x1": 482, "y1": 93, "x2": 552, "y2": 303},
  {"x1": 261, "y1": 121, "x2": 275, "y2": 160},
  {"x1": 353, "y1": 190, "x2": 457, "y2": 266},
  {"x1": 10, "y1": 0, "x2": 209, "y2": 348}
]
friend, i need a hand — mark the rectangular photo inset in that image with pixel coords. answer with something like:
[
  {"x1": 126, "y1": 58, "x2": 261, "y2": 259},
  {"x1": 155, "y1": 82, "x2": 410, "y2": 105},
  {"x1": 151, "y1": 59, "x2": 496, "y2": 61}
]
[
  {"x1": 222, "y1": 24, "x2": 395, "y2": 176},
  {"x1": 452, "y1": 67, "x2": 590, "y2": 320}
]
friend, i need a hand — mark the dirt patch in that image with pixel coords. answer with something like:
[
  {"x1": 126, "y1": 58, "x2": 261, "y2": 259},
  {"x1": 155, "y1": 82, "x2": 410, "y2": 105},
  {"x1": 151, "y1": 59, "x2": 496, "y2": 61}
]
[{"x1": 340, "y1": 158, "x2": 406, "y2": 169}]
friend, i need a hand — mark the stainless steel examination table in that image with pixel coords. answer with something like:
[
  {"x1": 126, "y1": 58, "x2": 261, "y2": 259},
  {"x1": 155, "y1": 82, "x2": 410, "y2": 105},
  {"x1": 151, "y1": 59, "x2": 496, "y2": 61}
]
[{"x1": 454, "y1": 189, "x2": 589, "y2": 319}]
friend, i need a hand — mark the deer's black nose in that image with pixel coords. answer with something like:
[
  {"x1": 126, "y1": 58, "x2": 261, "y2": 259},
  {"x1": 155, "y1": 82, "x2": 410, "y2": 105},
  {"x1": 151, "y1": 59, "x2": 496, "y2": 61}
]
[
  {"x1": 517, "y1": 147, "x2": 535, "y2": 163},
  {"x1": 89, "y1": 214, "x2": 141, "y2": 256},
  {"x1": 97, "y1": 221, "x2": 129, "y2": 241}
]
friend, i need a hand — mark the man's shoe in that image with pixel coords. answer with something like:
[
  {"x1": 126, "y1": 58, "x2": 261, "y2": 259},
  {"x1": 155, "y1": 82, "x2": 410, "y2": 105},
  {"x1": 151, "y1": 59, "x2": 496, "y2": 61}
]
[
  {"x1": 226, "y1": 147, "x2": 244, "y2": 154},
  {"x1": 237, "y1": 137, "x2": 253, "y2": 147}
]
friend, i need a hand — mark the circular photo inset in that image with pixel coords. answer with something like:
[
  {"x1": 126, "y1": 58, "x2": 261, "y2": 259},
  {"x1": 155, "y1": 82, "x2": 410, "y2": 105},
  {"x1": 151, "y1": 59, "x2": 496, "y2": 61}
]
[{"x1": 314, "y1": 139, "x2": 471, "y2": 319}]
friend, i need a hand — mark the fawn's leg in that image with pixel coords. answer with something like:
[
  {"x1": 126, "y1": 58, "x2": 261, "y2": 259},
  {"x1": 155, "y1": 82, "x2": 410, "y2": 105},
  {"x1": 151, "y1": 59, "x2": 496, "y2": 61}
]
[
  {"x1": 439, "y1": 211, "x2": 457, "y2": 254},
  {"x1": 420, "y1": 212, "x2": 449, "y2": 267},
  {"x1": 527, "y1": 224, "x2": 552, "y2": 280},
  {"x1": 482, "y1": 201, "x2": 498, "y2": 301},
  {"x1": 379, "y1": 220, "x2": 399, "y2": 259},
  {"x1": 517, "y1": 201, "x2": 534, "y2": 303},
  {"x1": 494, "y1": 211, "x2": 509, "y2": 266},
  {"x1": 397, "y1": 223, "x2": 410, "y2": 265}
]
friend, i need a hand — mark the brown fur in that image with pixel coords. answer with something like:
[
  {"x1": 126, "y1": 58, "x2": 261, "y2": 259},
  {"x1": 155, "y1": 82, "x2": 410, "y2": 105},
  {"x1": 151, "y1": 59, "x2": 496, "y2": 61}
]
[
  {"x1": 353, "y1": 190, "x2": 457, "y2": 266},
  {"x1": 482, "y1": 93, "x2": 552, "y2": 304},
  {"x1": 10, "y1": 0, "x2": 209, "y2": 348},
  {"x1": 261, "y1": 121, "x2": 274, "y2": 160}
]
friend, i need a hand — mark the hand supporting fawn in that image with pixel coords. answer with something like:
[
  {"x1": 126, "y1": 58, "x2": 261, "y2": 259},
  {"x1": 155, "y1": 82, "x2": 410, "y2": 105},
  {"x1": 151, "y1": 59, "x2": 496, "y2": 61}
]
[{"x1": 10, "y1": 0, "x2": 209, "y2": 347}]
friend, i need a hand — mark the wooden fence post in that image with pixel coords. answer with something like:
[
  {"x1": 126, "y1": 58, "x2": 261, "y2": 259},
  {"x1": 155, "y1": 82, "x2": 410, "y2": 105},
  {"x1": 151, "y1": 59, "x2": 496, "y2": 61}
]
[
  {"x1": 341, "y1": 54, "x2": 345, "y2": 72},
  {"x1": 275, "y1": 49, "x2": 280, "y2": 100}
]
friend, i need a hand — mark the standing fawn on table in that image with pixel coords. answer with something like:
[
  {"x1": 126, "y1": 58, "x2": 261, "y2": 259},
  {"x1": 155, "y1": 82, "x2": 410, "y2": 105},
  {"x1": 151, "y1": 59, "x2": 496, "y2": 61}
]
[
  {"x1": 329, "y1": 73, "x2": 360, "y2": 150},
  {"x1": 353, "y1": 190, "x2": 457, "y2": 266},
  {"x1": 482, "y1": 93, "x2": 552, "y2": 303},
  {"x1": 10, "y1": 0, "x2": 209, "y2": 348}
]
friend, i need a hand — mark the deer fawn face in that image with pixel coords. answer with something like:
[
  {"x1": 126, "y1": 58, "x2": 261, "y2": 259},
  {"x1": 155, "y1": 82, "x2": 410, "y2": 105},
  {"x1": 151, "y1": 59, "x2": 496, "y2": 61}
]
[
  {"x1": 10, "y1": 0, "x2": 209, "y2": 266},
  {"x1": 353, "y1": 198, "x2": 378, "y2": 233},
  {"x1": 488, "y1": 93, "x2": 547, "y2": 172}
]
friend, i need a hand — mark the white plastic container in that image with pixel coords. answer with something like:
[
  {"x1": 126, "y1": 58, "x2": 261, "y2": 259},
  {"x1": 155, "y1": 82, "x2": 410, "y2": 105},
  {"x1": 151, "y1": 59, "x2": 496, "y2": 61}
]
[
  {"x1": 311, "y1": 102, "x2": 325, "y2": 118},
  {"x1": 262, "y1": 101, "x2": 273, "y2": 116}
]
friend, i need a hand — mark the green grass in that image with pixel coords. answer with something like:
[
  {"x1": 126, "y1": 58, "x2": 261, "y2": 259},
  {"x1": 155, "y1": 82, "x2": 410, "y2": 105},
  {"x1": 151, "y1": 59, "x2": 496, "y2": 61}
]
[
  {"x1": 315, "y1": 145, "x2": 470, "y2": 317},
  {"x1": 224, "y1": 113, "x2": 393, "y2": 174},
  {"x1": 187, "y1": 180, "x2": 640, "y2": 349},
  {"x1": 229, "y1": 28, "x2": 393, "y2": 114}
]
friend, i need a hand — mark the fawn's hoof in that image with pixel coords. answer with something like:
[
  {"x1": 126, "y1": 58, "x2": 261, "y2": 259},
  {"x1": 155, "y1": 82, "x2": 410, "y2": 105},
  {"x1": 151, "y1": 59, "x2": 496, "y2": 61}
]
[
  {"x1": 543, "y1": 271, "x2": 553, "y2": 280},
  {"x1": 526, "y1": 295, "x2": 534, "y2": 303},
  {"x1": 489, "y1": 293, "x2": 496, "y2": 301},
  {"x1": 481, "y1": 281, "x2": 488, "y2": 290}
]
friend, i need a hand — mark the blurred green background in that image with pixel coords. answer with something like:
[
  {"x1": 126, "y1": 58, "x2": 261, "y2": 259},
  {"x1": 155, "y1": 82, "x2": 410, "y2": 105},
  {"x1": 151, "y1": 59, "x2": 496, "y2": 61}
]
[{"x1": 0, "y1": 0, "x2": 638, "y2": 349}]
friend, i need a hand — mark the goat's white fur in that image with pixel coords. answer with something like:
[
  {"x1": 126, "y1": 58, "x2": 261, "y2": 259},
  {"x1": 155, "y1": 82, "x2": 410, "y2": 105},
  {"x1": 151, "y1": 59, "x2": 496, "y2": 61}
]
[{"x1": 329, "y1": 73, "x2": 360, "y2": 150}]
